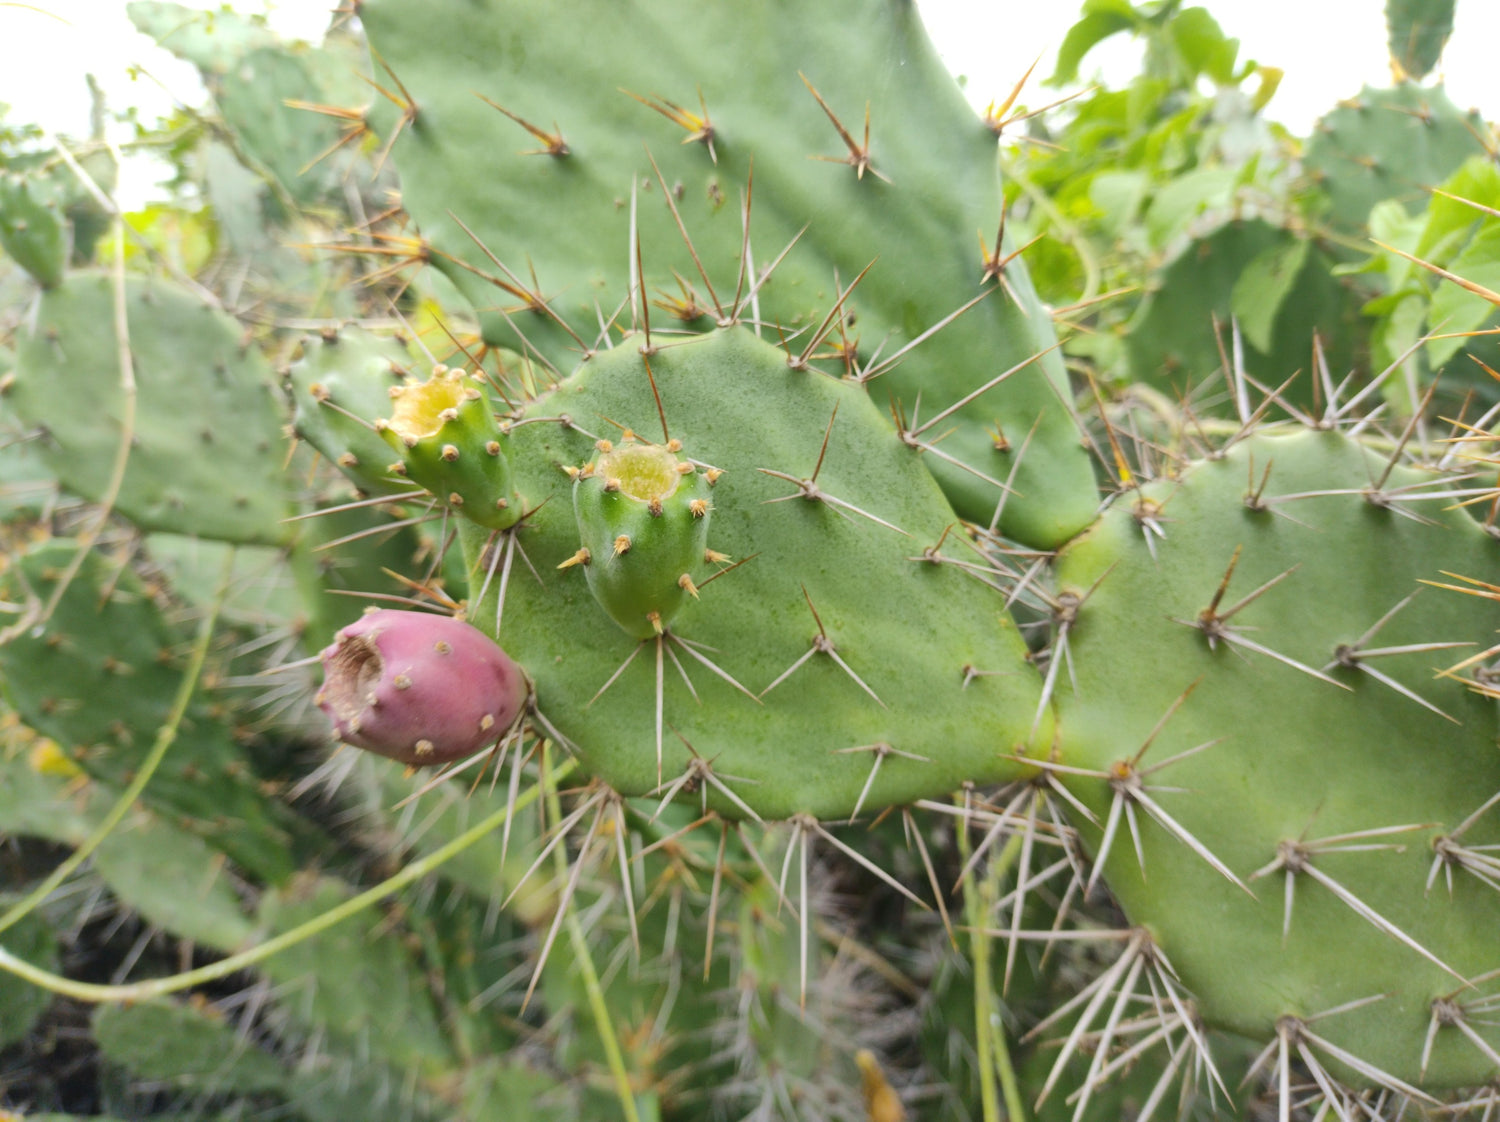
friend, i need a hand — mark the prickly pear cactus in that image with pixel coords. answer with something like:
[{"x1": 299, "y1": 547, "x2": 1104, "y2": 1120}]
[
  {"x1": 0, "y1": 173, "x2": 68, "y2": 288},
  {"x1": 5, "y1": 0, "x2": 1500, "y2": 1119},
  {"x1": 0, "y1": 541, "x2": 320, "y2": 882},
  {"x1": 487, "y1": 326, "x2": 1049, "y2": 817},
  {"x1": 357, "y1": 0, "x2": 1101, "y2": 549},
  {"x1": 1054, "y1": 426, "x2": 1500, "y2": 1089},
  {"x1": 283, "y1": 326, "x2": 419, "y2": 498}
]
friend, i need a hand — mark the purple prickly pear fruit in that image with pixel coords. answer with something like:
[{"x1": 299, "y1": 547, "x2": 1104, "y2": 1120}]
[{"x1": 316, "y1": 609, "x2": 529, "y2": 766}]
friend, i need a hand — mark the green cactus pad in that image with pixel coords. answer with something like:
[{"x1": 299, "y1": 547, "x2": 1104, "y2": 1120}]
[
  {"x1": 0, "y1": 738, "x2": 255, "y2": 951},
  {"x1": 1304, "y1": 84, "x2": 1487, "y2": 238},
  {"x1": 0, "y1": 541, "x2": 315, "y2": 883},
  {"x1": 256, "y1": 873, "x2": 454, "y2": 1071},
  {"x1": 359, "y1": 0, "x2": 1099, "y2": 548},
  {"x1": 0, "y1": 909, "x2": 57, "y2": 1049},
  {"x1": 93, "y1": 1000, "x2": 289, "y2": 1095},
  {"x1": 0, "y1": 172, "x2": 69, "y2": 288},
  {"x1": 93, "y1": 997, "x2": 455, "y2": 1122},
  {"x1": 1126, "y1": 217, "x2": 1363, "y2": 414},
  {"x1": 1386, "y1": 0, "x2": 1455, "y2": 82},
  {"x1": 468, "y1": 326, "x2": 1048, "y2": 819},
  {"x1": 1053, "y1": 427, "x2": 1500, "y2": 1088},
  {"x1": 91, "y1": 807, "x2": 258, "y2": 951},
  {"x1": 0, "y1": 363, "x2": 57, "y2": 518},
  {"x1": 213, "y1": 43, "x2": 367, "y2": 207},
  {"x1": 125, "y1": 1, "x2": 278, "y2": 75},
  {"x1": 8, "y1": 273, "x2": 292, "y2": 545}
]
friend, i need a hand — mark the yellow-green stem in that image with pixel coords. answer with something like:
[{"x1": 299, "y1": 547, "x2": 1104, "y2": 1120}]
[
  {"x1": 1006, "y1": 164, "x2": 1101, "y2": 306},
  {"x1": 961, "y1": 809, "x2": 1030, "y2": 1122},
  {"x1": 959, "y1": 808, "x2": 1001, "y2": 1122},
  {"x1": 542, "y1": 746, "x2": 643, "y2": 1122}
]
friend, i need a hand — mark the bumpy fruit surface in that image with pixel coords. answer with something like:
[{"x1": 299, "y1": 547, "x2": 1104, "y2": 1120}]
[
  {"x1": 571, "y1": 435, "x2": 714, "y2": 639},
  {"x1": 317, "y1": 608, "x2": 529, "y2": 766}
]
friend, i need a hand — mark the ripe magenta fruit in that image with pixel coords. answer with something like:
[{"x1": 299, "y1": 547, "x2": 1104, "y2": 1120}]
[{"x1": 316, "y1": 608, "x2": 529, "y2": 766}]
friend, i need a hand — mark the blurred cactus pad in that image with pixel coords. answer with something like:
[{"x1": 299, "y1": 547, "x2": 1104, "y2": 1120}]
[{"x1": 1, "y1": 0, "x2": 1499, "y2": 1120}]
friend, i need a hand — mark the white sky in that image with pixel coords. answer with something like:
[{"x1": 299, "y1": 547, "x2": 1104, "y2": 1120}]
[{"x1": 0, "y1": 0, "x2": 1497, "y2": 207}]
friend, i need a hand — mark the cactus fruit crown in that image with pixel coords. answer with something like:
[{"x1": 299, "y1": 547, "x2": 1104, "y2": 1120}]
[
  {"x1": 589, "y1": 438, "x2": 685, "y2": 503},
  {"x1": 381, "y1": 364, "x2": 476, "y2": 445},
  {"x1": 317, "y1": 631, "x2": 383, "y2": 720}
]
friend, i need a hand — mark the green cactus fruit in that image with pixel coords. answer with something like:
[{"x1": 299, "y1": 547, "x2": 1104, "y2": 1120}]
[
  {"x1": 1053, "y1": 426, "x2": 1500, "y2": 1090},
  {"x1": 284, "y1": 326, "x2": 418, "y2": 497},
  {"x1": 8, "y1": 273, "x2": 292, "y2": 545},
  {"x1": 358, "y1": 0, "x2": 1100, "y2": 549},
  {"x1": 465, "y1": 325, "x2": 1048, "y2": 819},
  {"x1": 0, "y1": 172, "x2": 68, "y2": 288},
  {"x1": 377, "y1": 364, "x2": 522, "y2": 530},
  {"x1": 568, "y1": 433, "x2": 713, "y2": 639}
]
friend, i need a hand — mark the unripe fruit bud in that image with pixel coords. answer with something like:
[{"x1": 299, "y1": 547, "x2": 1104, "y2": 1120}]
[{"x1": 317, "y1": 609, "x2": 529, "y2": 766}]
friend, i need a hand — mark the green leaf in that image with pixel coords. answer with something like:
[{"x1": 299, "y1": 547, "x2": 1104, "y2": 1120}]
[
  {"x1": 1053, "y1": 8, "x2": 1138, "y2": 85},
  {"x1": 1369, "y1": 198, "x2": 1425, "y2": 289},
  {"x1": 1416, "y1": 157, "x2": 1500, "y2": 260},
  {"x1": 1386, "y1": 0, "x2": 1455, "y2": 80},
  {"x1": 1142, "y1": 166, "x2": 1236, "y2": 247},
  {"x1": 1374, "y1": 291, "x2": 1428, "y2": 384},
  {"x1": 1230, "y1": 236, "x2": 1310, "y2": 352},
  {"x1": 1168, "y1": 7, "x2": 1238, "y2": 84},
  {"x1": 1428, "y1": 222, "x2": 1500, "y2": 367},
  {"x1": 1089, "y1": 170, "x2": 1149, "y2": 236}
]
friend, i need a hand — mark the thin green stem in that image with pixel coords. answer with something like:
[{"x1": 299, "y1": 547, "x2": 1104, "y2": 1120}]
[
  {"x1": 1006, "y1": 164, "x2": 1101, "y2": 306},
  {"x1": 958, "y1": 810, "x2": 1001, "y2": 1122},
  {"x1": 0, "y1": 548, "x2": 235, "y2": 937},
  {"x1": 960, "y1": 803, "x2": 1030, "y2": 1122},
  {"x1": 987, "y1": 867, "x2": 1029, "y2": 1122},
  {"x1": 992, "y1": 1011, "x2": 1026, "y2": 1122},
  {"x1": 0, "y1": 758, "x2": 572, "y2": 1003},
  {"x1": 541, "y1": 747, "x2": 642, "y2": 1122}
]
